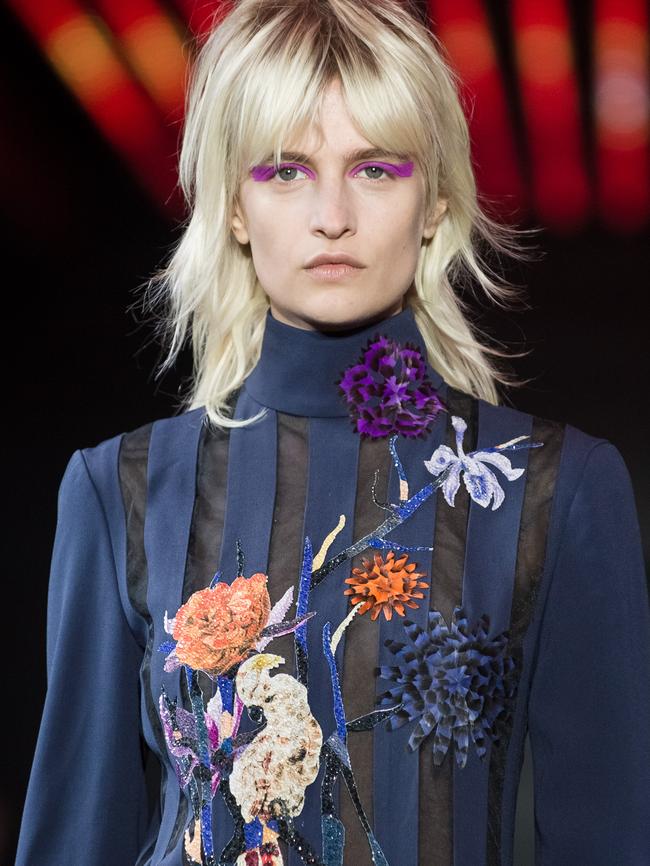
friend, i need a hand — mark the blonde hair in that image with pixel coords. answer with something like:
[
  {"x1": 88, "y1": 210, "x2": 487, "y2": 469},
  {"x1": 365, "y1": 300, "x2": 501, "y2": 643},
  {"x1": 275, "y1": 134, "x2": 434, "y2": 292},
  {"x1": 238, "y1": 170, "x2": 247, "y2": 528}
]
[{"x1": 139, "y1": 0, "x2": 540, "y2": 430}]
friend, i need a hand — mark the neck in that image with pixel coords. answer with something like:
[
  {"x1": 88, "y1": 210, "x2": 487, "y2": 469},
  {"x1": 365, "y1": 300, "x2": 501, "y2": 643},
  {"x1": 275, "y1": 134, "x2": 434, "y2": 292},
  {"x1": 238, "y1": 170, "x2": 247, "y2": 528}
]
[
  {"x1": 243, "y1": 304, "x2": 444, "y2": 418},
  {"x1": 267, "y1": 300, "x2": 404, "y2": 334}
]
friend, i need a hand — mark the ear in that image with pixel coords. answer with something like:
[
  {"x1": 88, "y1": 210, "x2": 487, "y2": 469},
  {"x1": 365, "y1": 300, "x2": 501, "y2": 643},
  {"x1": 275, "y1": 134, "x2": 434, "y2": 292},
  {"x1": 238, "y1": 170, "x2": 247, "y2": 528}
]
[
  {"x1": 423, "y1": 197, "x2": 449, "y2": 239},
  {"x1": 231, "y1": 198, "x2": 249, "y2": 244}
]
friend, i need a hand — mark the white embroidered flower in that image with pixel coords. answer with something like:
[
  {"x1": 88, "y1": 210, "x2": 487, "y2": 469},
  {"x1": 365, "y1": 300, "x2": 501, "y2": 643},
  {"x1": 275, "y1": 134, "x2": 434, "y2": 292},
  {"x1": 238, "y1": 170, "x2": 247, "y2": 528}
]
[{"x1": 424, "y1": 415, "x2": 539, "y2": 511}]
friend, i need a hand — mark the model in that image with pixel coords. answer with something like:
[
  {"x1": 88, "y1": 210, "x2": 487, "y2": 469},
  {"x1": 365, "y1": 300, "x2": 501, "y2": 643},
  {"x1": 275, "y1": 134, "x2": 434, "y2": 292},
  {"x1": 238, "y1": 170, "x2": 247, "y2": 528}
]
[{"x1": 15, "y1": 1, "x2": 650, "y2": 865}]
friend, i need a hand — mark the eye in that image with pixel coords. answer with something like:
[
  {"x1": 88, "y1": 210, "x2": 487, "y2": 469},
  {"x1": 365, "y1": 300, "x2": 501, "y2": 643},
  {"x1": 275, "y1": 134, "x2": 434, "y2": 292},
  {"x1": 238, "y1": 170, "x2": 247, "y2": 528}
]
[
  {"x1": 352, "y1": 162, "x2": 395, "y2": 181},
  {"x1": 248, "y1": 705, "x2": 264, "y2": 723},
  {"x1": 273, "y1": 163, "x2": 310, "y2": 182},
  {"x1": 269, "y1": 162, "x2": 396, "y2": 183}
]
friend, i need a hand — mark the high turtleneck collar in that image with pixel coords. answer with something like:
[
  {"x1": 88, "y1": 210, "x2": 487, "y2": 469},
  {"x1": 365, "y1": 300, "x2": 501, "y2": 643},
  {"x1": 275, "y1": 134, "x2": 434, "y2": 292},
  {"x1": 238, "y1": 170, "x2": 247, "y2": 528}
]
[{"x1": 243, "y1": 304, "x2": 444, "y2": 417}]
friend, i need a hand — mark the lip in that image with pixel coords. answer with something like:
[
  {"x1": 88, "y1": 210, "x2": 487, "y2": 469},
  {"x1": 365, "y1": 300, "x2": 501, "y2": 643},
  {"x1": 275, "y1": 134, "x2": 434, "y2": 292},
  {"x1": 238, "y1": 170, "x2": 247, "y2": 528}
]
[
  {"x1": 305, "y1": 263, "x2": 363, "y2": 282},
  {"x1": 304, "y1": 252, "x2": 365, "y2": 269}
]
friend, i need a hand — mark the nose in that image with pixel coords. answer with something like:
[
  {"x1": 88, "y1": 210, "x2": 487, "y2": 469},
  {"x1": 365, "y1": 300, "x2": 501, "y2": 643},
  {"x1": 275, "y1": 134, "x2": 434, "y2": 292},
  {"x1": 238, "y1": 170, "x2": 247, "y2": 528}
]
[{"x1": 307, "y1": 176, "x2": 355, "y2": 237}]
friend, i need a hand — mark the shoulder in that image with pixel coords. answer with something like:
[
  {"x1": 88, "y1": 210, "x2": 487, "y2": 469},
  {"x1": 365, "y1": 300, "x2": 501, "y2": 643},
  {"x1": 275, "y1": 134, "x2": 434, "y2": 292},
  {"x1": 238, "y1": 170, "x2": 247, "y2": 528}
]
[
  {"x1": 467, "y1": 392, "x2": 637, "y2": 532},
  {"x1": 65, "y1": 407, "x2": 208, "y2": 503},
  {"x1": 470, "y1": 391, "x2": 612, "y2": 474}
]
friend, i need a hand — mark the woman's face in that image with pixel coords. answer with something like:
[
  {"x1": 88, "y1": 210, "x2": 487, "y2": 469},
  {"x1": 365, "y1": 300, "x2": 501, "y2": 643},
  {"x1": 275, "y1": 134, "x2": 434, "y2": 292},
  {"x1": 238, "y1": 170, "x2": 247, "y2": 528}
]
[{"x1": 231, "y1": 78, "x2": 447, "y2": 332}]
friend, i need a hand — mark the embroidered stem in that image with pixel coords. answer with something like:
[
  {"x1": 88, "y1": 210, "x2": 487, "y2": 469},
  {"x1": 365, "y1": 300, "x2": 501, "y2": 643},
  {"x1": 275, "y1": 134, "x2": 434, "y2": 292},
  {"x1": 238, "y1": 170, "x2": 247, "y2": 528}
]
[
  {"x1": 323, "y1": 622, "x2": 347, "y2": 742},
  {"x1": 186, "y1": 666, "x2": 216, "y2": 866},
  {"x1": 310, "y1": 466, "x2": 454, "y2": 589},
  {"x1": 295, "y1": 536, "x2": 313, "y2": 685}
]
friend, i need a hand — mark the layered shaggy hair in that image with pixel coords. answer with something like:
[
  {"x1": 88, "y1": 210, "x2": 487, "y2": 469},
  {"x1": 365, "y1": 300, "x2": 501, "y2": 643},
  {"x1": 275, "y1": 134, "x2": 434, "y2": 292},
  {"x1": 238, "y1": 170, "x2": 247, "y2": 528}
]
[{"x1": 140, "y1": 0, "x2": 537, "y2": 429}]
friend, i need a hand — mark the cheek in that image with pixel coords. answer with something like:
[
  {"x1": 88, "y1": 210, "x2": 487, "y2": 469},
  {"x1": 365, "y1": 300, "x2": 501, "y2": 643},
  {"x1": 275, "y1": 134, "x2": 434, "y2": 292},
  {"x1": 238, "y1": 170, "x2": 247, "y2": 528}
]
[
  {"x1": 247, "y1": 199, "x2": 302, "y2": 251},
  {"x1": 369, "y1": 204, "x2": 425, "y2": 259},
  {"x1": 245, "y1": 207, "x2": 303, "y2": 290}
]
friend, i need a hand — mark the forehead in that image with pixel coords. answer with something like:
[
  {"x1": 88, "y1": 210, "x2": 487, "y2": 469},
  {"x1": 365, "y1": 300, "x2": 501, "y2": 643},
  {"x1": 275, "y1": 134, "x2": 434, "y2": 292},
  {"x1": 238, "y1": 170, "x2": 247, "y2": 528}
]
[
  {"x1": 265, "y1": 146, "x2": 411, "y2": 164},
  {"x1": 270, "y1": 82, "x2": 407, "y2": 162}
]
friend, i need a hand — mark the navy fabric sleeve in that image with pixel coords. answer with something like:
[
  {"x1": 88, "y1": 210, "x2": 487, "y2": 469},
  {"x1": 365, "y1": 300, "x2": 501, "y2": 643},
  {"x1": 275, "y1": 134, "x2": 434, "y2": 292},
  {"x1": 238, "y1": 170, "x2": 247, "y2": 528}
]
[
  {"x1": 527, "y1": 441, "x2": 650, "y2": 865},
  {"x1": 15, "y1": 449, "x2": 150, "y2": 866}
]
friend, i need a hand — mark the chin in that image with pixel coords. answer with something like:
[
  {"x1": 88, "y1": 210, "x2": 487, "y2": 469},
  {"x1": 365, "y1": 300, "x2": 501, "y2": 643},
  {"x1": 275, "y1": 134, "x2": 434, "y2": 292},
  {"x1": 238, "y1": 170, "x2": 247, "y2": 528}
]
[{"x1": 269, "y1": 294, "x2": 404, "y2": 333}]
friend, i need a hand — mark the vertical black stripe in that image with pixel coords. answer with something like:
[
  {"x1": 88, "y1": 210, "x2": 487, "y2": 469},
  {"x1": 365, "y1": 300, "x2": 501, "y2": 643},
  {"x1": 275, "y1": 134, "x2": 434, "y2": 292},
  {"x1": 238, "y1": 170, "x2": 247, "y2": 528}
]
[
  {"x1": 180, "y1": 419, "x2": 231, "y2": 768},
  {"x1": 117, "y1": 422, "x2": 171, "y2": 854},
  {"x1": 154, "y1": 412, "x2": 230, "y2": 856},
  {"x1": 266, "y1": 412, "x2": 311, "y2": 679},
  {"x1": 485, "y1": 417, "x2": 566, "y2": 865},
  {"x1": 340, "y1": 433, "x2": 393, "y2": 862},
  {"x1": 182, "y1": 420, "x2": 231, "y2": 603},
  {"x1": 118, "y1": 422, "x2": 154, "y2": 626},
  {"x1": 268, "y1": 412, "x2": 311, "y2": 866},
  {"x1": 419, "y1": 389, "x2": 477, "y2": 866}
]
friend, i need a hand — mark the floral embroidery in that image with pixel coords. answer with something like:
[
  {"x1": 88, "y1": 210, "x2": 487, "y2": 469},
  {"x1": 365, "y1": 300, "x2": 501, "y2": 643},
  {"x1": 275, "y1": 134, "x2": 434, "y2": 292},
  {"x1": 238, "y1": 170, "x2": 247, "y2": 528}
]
[
  {"x1": 424, "y1": 415, "x2": 543, "y2": 510},
  {"x1": 158, "y1": 528, "x2": 396, "y2": 866},
  {"x1": 336, "y1": 334, "x2": 445, "y2": 439},
  {"x1": 167, "y1": 574, "x2": 271, "y2": 674},
  {"x1": 156, "y1": 420, "x2": 540, "y2": 864},
  {"x1": 344, "y1": 550, "x2": 428, "y2": 620},
  {"x1": 159, "y1": 683, "x2": 244, "y2": 795},
  {"x1": 157, "y1": 564, "x2": 317, "y2": 866},
  {"x1": 378, "y1": 606, "x2": 520, "y2": 768}
]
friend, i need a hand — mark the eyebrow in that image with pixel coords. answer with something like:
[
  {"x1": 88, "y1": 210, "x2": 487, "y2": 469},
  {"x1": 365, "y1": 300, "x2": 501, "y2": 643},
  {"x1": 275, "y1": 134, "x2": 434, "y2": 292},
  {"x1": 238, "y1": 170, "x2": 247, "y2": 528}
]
[{"x1": 265, "y1": 147, "x2": 410, "y2": 164}]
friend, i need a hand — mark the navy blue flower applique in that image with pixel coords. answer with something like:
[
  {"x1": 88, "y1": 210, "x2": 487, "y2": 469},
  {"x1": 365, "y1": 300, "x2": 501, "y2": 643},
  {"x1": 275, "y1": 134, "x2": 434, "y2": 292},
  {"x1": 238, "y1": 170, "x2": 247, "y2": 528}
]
[
  {"x1": 378, "y1": 606, "x2": 520, "y2": 768},
  {"x1": 336, "y1": 333, "x2": 445, "y2": 439}
]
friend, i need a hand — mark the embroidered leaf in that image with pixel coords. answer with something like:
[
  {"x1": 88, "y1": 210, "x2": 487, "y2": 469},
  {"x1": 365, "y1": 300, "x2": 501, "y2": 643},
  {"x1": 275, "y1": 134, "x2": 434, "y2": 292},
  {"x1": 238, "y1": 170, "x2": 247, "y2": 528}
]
[
  {"x1": 345, "y1": 705, "x2": 401, "y2": 732},
  {"x1": 330, "y1": 602, "x2": 363, "y2": 653}
]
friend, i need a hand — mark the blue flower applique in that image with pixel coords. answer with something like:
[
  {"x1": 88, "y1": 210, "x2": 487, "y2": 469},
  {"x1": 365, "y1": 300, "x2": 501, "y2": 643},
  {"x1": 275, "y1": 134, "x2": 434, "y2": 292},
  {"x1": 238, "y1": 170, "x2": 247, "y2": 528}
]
[
  {"x1": 424, "y1": 415, "x2": 543, "y2": 510},
  {"x1": 378, "y1": 606, "x2": 520, "y2": 768}
]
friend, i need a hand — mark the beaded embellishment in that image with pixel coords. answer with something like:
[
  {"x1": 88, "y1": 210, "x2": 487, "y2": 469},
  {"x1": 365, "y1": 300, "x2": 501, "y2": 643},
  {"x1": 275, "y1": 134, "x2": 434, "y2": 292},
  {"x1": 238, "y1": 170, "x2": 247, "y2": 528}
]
[{"x1": 157, "y1": 420, "x2": 543, "y2": 865}]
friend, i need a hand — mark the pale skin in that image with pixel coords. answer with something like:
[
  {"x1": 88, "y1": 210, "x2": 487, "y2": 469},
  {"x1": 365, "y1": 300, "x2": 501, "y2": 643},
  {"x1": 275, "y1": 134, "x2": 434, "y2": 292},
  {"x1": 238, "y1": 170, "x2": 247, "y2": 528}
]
[{"x1": 231, "y1": 77, "x2": 448, "y2": 333}]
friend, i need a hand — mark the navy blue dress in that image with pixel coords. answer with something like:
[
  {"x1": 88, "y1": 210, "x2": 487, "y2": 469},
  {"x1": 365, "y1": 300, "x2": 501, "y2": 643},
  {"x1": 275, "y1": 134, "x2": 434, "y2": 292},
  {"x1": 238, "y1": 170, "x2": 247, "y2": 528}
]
[{"x1": 15, "y1": 305, "x2": 650, "y2": 866}]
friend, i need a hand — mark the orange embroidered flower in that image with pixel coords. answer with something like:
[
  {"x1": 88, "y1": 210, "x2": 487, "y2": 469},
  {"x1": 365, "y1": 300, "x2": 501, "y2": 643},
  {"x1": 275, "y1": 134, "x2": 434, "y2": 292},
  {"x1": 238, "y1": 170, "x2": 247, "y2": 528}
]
[
  {"x1": 344, "y1": 551, "x2": 428, "y2": 621},
  {"x1": 173, "y1": 573, "x2": 271, "y2": 674}
]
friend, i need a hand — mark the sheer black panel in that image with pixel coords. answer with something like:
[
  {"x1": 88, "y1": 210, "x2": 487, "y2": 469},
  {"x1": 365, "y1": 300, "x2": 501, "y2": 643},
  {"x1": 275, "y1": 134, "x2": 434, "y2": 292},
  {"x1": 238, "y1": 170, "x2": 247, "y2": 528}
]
[
  {"x1": 266, "y1": 412, "x2": 311, "y2": 674},
  {"x1": 485, "y1": 417, "x2": 566, "y2": 865},
  {"x1": 183, "y1": 420, "x2": 231, "y2": 603},
  {"x1": 340, "y1": 433, "x2": 393, "y2": 862},
  {"x1": 118, "y1": 422, "x2": 154, "y2": 627},
  {"x1": 117, "y1": 424, "x2": 170, "y2": 844},
  {"x1": 419, "y1": 388, "x2": 477, "y2": 866},
  {"x1": 268, "y1": 411, "x2": 311, "y2": 864}
]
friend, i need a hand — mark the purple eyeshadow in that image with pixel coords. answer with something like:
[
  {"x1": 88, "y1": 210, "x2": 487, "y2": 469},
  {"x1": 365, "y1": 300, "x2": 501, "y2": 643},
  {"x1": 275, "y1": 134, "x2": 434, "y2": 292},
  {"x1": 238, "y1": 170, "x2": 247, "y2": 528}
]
[
  {"x1": 250, "y1": 159, "x2": 415, "y2": 182},
  {"x1": 360, "y1": 160, "x2": 414, "y2": 177},
  {"x1": 250, "y1": 165, "x2": 278, "y2": 182},
  {"x1": 390, "y1": 161, "x2": 414, "y2": 177}
]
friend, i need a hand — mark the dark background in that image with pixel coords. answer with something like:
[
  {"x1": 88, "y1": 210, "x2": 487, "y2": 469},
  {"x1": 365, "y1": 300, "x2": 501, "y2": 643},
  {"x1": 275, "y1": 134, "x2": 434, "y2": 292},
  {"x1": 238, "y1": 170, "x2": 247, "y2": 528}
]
[{"x1": 2, "y1": 1, "x2": 648, "y2": 863}]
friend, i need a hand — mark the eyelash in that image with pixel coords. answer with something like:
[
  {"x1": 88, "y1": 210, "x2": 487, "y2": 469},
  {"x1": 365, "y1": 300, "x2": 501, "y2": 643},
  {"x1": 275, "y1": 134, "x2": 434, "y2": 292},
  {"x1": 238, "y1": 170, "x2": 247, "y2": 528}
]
[{"x1": 271, "y1": 162, "x2": 396, "y2": 183}]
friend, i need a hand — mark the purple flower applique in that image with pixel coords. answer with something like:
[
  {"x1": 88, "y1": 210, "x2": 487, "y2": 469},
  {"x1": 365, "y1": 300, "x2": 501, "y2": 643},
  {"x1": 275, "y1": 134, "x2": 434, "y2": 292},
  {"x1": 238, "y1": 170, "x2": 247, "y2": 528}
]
[
  {"x1": 159, "y1": 684, "x2": 245, "y2": 796},
  {"x1": 336, "y1": 334, "x2": 445, "y2": 439},
  {"x1": 424, "y1": 415, "x2": 543, "y2": 510}
]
